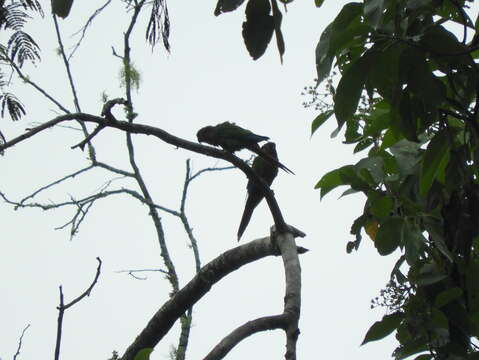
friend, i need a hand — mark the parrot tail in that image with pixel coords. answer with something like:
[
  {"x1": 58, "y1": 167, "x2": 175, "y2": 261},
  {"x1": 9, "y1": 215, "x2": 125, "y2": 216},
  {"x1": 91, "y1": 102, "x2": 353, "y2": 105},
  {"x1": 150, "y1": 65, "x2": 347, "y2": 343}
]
[{"x1": 237, "y1": 194, "x2": 263, "y2": 241}]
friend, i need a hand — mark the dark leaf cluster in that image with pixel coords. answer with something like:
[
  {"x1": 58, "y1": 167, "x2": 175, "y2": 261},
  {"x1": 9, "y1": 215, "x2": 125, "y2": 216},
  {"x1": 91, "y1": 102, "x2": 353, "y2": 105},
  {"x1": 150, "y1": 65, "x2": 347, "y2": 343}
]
[
  {"x1": 213, "y1": 0, "x2": 289, "y2": 61},
  {"x1": 145, "y1": 0, "x2": 170, "y2": 52}
]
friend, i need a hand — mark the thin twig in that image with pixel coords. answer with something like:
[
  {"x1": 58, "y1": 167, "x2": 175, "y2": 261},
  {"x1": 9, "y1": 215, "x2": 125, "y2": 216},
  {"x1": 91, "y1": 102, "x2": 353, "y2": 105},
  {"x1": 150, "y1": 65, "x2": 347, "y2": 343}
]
[
  {"x1": 52, "y1": 15, "x2": 81, "y2": 113},
  {"x1": 54, "y1": 258, "x2": 102, "y2": 360},
  {"x1": 117, "y1": 268, "x2": 169, "y2": 280},
  {"x1": 122, "y1": 0, "x2": 181, "y2": 301},
  {"x1": 12, "y1": 324, "x2": 31, "y2": 360},
  {"x1": 69, "y1": 0, "x2": 114, "y2": 60},
  {"x1": 8, "y1": 59, "x2": 70, "y2": 114},
  {"x1": 53, "y1": 13, "x2": 97, "y2": 161},
  {"x1": 19, "y1": 166, "x2": 94, "y2": 205}
]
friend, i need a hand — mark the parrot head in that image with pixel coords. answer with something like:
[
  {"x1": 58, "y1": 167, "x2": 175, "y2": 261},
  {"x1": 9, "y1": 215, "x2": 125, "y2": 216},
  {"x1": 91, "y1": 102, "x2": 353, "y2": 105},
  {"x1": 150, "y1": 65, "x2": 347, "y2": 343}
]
[
  {"x1": 196, "y1": 126, "x2": 216, "y2": 144},
  {"x1": 261, "y1": 142, "x2": 276, "y2": 155}
]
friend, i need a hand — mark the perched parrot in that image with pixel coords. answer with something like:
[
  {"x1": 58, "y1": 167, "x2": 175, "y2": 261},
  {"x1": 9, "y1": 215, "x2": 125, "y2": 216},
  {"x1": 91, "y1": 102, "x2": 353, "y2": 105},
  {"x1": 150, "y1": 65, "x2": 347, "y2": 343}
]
[
  {"x1": 51, "y1": 0, "x2": 74, "y2": 18},
  {"x1": 237, "y1": 142, "x2": 279, "y2": 241},
  {"x1": 196, "y1": 122, "x2": 294, "y2": 174}
]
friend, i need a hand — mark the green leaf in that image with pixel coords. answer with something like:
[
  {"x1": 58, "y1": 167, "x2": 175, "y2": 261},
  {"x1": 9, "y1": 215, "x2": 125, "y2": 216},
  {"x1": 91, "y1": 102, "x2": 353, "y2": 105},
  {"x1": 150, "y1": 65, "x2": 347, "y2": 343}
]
[
  {"x1": 412, "y1": 263, "x2": 447, "y2": 286},
  {"x1": 397, "y1": 91, "x2": 418, "y2": 142},
  {"x1": 369, "y1": 194, "x2": 394, "y2": 219},
  {"x1": 368, "y1": 43, "x2": 404, "y2": 103},
  {"x1": 364, "y1": 0, "x2": 385, "y2": 29},
  {"x1": 435, "y1": 287, "x2": 463, "y2": 308},
  {"x1": 420, "y1": 130, "x2": 450, "y2": 196},
  {"x1": 314, "y1": 165, "x2": 354, "y2": 198},
  {"x1": 363, "y1": 102, "x2": 389, "y2": 137},
  {"x1": 414, "y1": 354, "x2": 432, "y2": 360},
  {"x1": 353, "y1": 138, "x2": 374, "y2": 153},
  {"x1": 315, "y1": 3, "x2": 368, "y2": 85},
  {"x1": 331, "y1": 3, "x2": 363, "y2": 34},
  {"x1": 395, "y1": 339, "x2": 428, "y2": 360},
  {"x1": 374, "y1": 217, "x2": 404, "y2": 255},
  {"x1": 134, "y1": 348, "x2": 154, "y2": 360},
  {"x1": 334, "y1": 53, "x2": 373, "y2": 128},
  {"x1": 311, "y1": 109, "x2": 334, "y2": 136},
  {"x1": 380, "y1": 128, "x2": 402, "y2": 150},
  {"x1": 315, "y1": 23, "x2": 334, "y2": 85},
  {"x1": 420, "y1": 25, "x2": 470, "y2": 59},
  {"x1": 361, "y1": 312, "x2": 403, "y2": 345},
  {"x1": 431, "y1": 307, "x2": 448, "y2": 328},
  {"x1": 403, "y1": 223, "x2": 426, "y2": 266},
  {"x1": 315, "y1": 0, "x2": 325, "y2": 7},
  {"x1": 355, "y1": 156, "x2": 385, "y2": 184},
  {"x1": 389, "y1": 139, "x2": 421, "y2": 177}
]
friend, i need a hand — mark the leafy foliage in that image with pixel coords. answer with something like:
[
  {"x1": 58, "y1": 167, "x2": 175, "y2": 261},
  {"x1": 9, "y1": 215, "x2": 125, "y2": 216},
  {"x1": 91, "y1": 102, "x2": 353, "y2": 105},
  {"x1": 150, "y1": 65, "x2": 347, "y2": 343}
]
[
  {"x1": 0, "y1": 0, "x2": 42, "y2": 121},
  {"x1": 310, "y1": 0, "x2": 479, "y2": 358}
]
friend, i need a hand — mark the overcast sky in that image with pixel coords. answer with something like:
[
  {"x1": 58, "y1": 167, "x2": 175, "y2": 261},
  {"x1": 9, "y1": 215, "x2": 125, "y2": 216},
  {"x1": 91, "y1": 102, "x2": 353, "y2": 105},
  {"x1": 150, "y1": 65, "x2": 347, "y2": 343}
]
[{"x1": 1, "y1": 1, "x2": 461, "y2": 359}]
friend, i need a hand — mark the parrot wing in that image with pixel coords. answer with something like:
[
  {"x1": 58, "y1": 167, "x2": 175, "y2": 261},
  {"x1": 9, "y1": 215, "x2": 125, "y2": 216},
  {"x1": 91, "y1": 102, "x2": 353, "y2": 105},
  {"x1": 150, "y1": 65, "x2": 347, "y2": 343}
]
[
  {"x1": 237, "y1": 142, "x2": 279, "y2": 241},
  {"x1": 215, "y1": 122, "x2": 269, "y2": 151}
]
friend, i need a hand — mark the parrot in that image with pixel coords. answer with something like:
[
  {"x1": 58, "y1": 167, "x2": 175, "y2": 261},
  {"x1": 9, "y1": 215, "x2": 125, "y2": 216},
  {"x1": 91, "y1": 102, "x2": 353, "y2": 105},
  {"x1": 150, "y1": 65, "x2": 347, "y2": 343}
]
[
  {"x1": 237, "y1": 142, "x2": 279, "y2": 241},
  {"x1": 196, "y1": 122, "x2": 294, "y2": 174}
]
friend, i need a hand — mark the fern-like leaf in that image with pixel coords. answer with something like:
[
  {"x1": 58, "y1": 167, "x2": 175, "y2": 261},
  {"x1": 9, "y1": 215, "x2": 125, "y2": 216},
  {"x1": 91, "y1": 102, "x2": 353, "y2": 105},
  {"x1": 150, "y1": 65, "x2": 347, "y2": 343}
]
[
  {"x1": 7, "y1": 30, "x2": 40, "y2": 66},
  {"x1": 146, "y1": 0, "x2": 170, "y2": 51},
  {"x1": 0, "y1": 128, "x2": 5, "y2": 155},
  {"x1": 19, "y1": 0, "x2": 43, "y2": 15},
  {"x1": 1, "y1": 4, "x2": 28, "y2": 31},
  {"x1": 0, "y1": 92, "x2": 26, "y2": 121}
]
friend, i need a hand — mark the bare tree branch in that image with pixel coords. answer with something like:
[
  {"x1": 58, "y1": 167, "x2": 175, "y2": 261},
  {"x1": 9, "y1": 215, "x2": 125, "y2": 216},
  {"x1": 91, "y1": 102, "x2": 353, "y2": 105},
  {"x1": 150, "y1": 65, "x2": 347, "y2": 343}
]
[
  {"x1": 19, "y1": 165, "x2": 94, "y2": 205},
  {"x1": 54, "y1": 257, "x2": 102, "y2": 360},
  {"x1": 0, "y1": 113, "x2": 290, "y2": 235},
  {"x1": 275, "y1": 230, "x2": 301, "y2": 360},
  {"x1": 119, "y1": 236, "x2": 307, "y2": 360},
  {"x1": 201, "y1": 228, "x2": 302, "y2": 360},
  {"x1": 203, "y1": 315, "x2": 288, "y2": 360}
]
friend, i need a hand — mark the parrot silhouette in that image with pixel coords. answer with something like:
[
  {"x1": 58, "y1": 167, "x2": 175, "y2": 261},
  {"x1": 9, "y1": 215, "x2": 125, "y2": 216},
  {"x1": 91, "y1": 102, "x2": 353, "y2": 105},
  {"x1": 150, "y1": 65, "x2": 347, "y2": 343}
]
[
  {"x1": 196, "y1": 122, "x2": 293, "y2": 174},
  {"x1": 237, "y1": 142, "x2": 279, "y2": 241}
]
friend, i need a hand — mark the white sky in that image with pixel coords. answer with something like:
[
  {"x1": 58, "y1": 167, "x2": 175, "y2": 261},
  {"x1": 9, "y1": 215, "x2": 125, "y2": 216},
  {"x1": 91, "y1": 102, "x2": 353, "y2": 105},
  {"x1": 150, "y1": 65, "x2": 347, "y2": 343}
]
[{"x1": 1, "y1": 0, "x2": 460, "y2": 359}]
